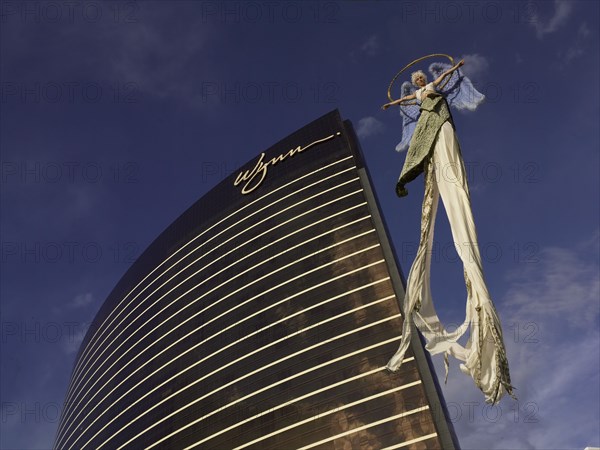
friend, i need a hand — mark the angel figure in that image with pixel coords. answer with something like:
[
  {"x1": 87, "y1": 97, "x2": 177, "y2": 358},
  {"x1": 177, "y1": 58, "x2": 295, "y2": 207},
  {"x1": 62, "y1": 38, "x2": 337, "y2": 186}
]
[{"x1": 381, "y1": 57, "x2": 515, "y2": 404}]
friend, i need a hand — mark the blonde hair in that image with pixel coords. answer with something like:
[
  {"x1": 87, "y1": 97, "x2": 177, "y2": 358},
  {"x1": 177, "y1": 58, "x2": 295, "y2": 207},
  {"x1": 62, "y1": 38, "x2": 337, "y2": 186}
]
[{"x1": 411, "y1": 70, "x2": 427, "y2": 86}]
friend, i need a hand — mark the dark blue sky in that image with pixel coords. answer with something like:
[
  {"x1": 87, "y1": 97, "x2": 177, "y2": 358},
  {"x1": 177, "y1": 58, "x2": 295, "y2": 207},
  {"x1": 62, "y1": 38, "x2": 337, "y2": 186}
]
[{"x1": 1, "y1": 1, "x2": 599, "y2": 448}]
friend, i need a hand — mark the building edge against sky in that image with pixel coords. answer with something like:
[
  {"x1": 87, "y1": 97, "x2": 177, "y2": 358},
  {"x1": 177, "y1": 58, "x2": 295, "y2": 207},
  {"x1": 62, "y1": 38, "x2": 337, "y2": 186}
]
[{"x1": 54, "y1": 110, "x2": 459, "y2": 449}]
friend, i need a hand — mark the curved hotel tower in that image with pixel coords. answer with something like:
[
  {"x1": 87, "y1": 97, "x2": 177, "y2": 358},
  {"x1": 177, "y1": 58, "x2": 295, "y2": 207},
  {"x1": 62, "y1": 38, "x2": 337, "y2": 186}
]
[{"x1": 54, "y1": 110, "x2": 458, "y2": 449}]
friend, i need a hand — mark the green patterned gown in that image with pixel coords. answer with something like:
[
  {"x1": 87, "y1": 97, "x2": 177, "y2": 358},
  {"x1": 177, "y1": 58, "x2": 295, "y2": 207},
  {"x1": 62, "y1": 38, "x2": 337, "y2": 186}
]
[{"x1": 396, "y1": 93, "x2": 453, "y2": 197}]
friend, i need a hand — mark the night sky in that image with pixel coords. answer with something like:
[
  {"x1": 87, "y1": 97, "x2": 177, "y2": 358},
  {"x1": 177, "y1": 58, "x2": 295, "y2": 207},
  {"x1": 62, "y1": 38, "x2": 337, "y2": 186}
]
[{"x1": 1, "y1": 1, "x2": 599, "y2": 449}]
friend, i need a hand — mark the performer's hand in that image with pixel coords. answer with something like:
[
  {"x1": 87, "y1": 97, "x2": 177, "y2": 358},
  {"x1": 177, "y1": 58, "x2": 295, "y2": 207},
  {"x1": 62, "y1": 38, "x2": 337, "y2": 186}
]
[
  {"x1": 458, "y1": 59, "x2": 465, "y2": 67},
  {"x1": 382, "y1": 103, "x2": 390, "y2": 110}
]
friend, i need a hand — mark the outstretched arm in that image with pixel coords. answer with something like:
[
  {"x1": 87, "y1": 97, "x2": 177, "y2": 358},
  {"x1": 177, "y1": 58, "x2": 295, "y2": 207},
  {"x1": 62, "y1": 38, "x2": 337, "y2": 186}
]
[
  {"x1": 381, "y1": 93, "x2": 416, "y2": 110},
  {"x1": 432, "y1": 59, "x2": 465, "y2": 87}
]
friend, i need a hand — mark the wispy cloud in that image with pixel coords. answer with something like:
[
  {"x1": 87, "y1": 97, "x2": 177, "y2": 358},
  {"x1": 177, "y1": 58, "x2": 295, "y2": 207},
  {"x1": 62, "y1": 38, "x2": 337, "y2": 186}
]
[
  {"x1": 100, "y1": 12, "x2": 211, "y2": 105},
  {"x1": 2, "y1": 1, "x2": 215, "y2": 109},
  {"x1": 504, "y1": 246, "x2": 599, "y2": 327},
  {"x1": 436, "y1": 231, "x2": 600, "y2": 449},
  {"x1": 562, "y1": 22, "x2": 593, "y2": 64},
  {"x1": 69, "y1": 292, "x2": 95, "y2": 309},
  {"x1": 349, "y1": 34, "x2": 380, "y2": 62},
  {"x1": 62, "y1": 325, "x2": 90, "y2": 356},
  {"x1": 530, "y1": 0, "x2": 573, "y2": 39},
  {"x1": 356, "y1": 117, "x2": 384, "y2": 139},
  {"x1": 458, "y1": 54, "x2": 490, "y2": 81},
  {"x1": 359, "y1": 35, "x2": 380, "y2": 57},
  {"x1": 515, "y1": 53, "x2": 524, "y2": 64}
]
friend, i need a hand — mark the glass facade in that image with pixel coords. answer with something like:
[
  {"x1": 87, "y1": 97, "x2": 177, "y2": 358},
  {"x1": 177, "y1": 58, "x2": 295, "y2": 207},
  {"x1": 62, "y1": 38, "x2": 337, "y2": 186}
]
[{"x1": 54, "y1": 110, "x2": 458, "y2": 449}]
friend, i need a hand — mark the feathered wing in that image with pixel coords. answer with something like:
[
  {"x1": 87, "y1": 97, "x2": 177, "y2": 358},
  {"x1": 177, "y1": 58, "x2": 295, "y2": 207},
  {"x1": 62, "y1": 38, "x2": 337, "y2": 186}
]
[
  {"x1": 395, "y1": 81, "x2": 420, "y2": 152},
  {"x1": 429, "y1": 62, "x2": 485, "y2": 111}
]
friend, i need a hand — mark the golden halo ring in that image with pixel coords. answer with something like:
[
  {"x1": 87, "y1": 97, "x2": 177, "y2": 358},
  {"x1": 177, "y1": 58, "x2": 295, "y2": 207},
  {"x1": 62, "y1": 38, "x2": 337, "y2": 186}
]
[{"x1": 387, "y1": 53, "x2": 455, "y2": 102}]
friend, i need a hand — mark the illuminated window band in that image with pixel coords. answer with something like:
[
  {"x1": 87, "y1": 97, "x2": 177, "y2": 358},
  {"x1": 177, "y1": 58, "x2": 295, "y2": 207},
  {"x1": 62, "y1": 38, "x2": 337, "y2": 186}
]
[
  {"x1": 106, "y1": 313, "x2": 404, "y2": 450},
  {"x1": 294, "y1": 407, "x2": 434, "y2": 450},
  {"x1": 58, "y1": 243, "x2": 376, "y2": 449},
  {"x1": 58, "y1": 224, "x2": 378, "y2": 444},
  {"x1": 58, "y1": 189, "x2": 367, "y2": 437},
  {"x1": 62, "y1": 163, "x2": 357, "y2": 414},
  {"x1": 183, "y1": 378, "x2": 422, "y2": 449},
  {"x1": 61, "y1": 246, "x2": 383, "y2": 450},
  {"x1": 381, "y1": 433, "x2": 439, "y2": 450},
  {"x1": 60, "y1": 163, "x2": 359, "y2": 422},
  {"x1": 232, "y1": 389, "x2": 428, "y2": 449},
  {"x1": 74, "y1": 255, "x2": 396, "y2": 445},
  {"x1": 61, "y1": 210, "x2": 372, "y2": 421},
  {"x1": 66, "y1": 228, "x2": 378, "y2": 431},
  {"x1": 64, "y1": 162, "x2": 357, "y2": 406},
  {"x1": 56, "y1": 195, "x2": 368, "y2": 444},
  {"x1": 129, "y1": 338, "x2": 411, "y2": 450},
  {"x1": 153, "y1": 363, "x2": 391, "y2": 447},
  {"x1": 119, "y1": 295, "x2": 398, "y2": 449},
  {"x1": 206, "y1": 340, "x2": 414, "y2": 439},
  {"x1": 64, "y1": 155, "x2": 355, "y2": 394}
]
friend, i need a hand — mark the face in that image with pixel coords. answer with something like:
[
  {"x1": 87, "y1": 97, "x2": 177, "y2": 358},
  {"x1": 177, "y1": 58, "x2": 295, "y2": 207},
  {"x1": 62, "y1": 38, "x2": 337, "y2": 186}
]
[{"x1": 414, "y1": 74, "x2": 426, "y2": 87}]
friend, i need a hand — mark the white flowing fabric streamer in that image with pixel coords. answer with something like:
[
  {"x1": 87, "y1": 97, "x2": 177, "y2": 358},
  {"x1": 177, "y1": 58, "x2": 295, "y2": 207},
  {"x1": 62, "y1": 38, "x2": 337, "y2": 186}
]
[{"x1": 387, "y1": 122, "x2": 515, "y2": 404}]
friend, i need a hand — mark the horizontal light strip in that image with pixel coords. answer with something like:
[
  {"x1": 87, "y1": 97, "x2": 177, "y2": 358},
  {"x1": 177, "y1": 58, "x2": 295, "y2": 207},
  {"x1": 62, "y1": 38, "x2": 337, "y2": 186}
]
[
  {"x1": 68, "y1": 156, "x2": 353, "y2": 384},
  {"x1": 59, "y1": 209, "x2": 371, "y2": 443},
  {"x1": 381, "y1": 433, "x2": 439, "y2": 450},
  {"x1": 107, "y1": 313, "x2": 401, "y2": 450},
  {"x1": 178, "y1": 337, "x2": 413, "y2": 450},
  {"x1": 71, "y1": 244, "x2": 380, "y2": 450},
  {"x1": 297, "y1": 406, "x2": 431, "y2": 450},
  {"x1": 150, "y1": 324, "x2": 413, "y2": 450},
  {"x1": 64, "y1": 157, "x2": 354, "y2": 400},
  {"x1": 79, "y1": 259, "x2": 389, "y2": 450},
  {"x1": 64, "y1": 171, "x2": 360, "y2": 413},
  {"x1": 59, "y1": 185, "x2": 364, "y2": 444},
  {"x1": 232, "y1": 384, "x2": 425, "y2": 449},
  {"x1": 180, "y1": 367, "x2": 386, "y2": 449},
  {"x1": 67, "y1": 241, "x2": 384, "y2": 445},
  {"x1": 145, "y1": 296, "x2": 396, "y2": 449},
  {"x1": 64, "y1": 174, "x2": 361, "y2": 414}
]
